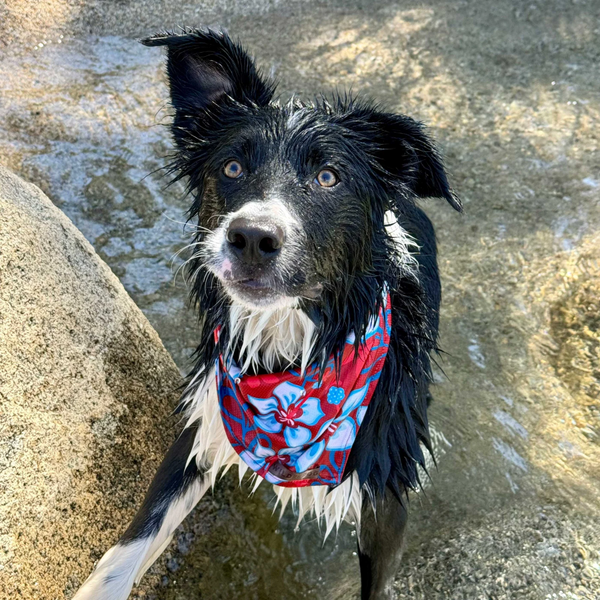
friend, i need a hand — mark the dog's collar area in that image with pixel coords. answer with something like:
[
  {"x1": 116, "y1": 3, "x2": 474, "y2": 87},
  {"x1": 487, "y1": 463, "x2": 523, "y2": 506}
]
[{"x1": 214, "y1": 290, "x2": 392, "y2": 488}]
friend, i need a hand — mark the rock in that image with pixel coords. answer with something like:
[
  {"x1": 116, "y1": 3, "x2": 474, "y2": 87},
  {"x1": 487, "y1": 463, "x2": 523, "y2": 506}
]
[{"x1": 0, "y1": 166, "x2": 182, "y2": 598}]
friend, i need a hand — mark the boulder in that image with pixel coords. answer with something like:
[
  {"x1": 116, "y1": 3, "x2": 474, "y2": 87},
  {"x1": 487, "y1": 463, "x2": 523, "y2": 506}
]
[{"x1": 0, "y1": 166, "x2": 182, "y2": 598}]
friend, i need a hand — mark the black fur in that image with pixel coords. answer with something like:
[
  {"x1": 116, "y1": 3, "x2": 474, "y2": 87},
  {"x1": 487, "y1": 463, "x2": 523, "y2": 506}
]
[
  {"x1": 142, "y1": 28, "x2": 460, "y2": 596},
  {"x1": 120, "y1": 424, "x2": 202, "y2": 542},
  {"x1": 358, "y1": 490, "x2": 409, "y2": 599}
]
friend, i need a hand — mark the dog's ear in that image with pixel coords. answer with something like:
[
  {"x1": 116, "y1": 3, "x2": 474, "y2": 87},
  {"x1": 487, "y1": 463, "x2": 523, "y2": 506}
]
[
  {"x1": 367, "y1": 112, "x2": 462, "y2": 211},
  {"x1": 142, "y1": 29, "x2": 274, "y2": 119}
]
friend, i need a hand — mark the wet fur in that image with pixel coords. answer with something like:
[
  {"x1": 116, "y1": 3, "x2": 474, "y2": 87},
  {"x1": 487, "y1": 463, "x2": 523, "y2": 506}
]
[{"x1": 74, "y1": 29, "x2": 460, "y2": 600}]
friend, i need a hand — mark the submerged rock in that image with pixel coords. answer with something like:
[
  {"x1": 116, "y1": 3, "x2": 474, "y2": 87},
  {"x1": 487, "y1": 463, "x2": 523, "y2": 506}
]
[{"x1": 0, "y1": 166, "x2": 182, "y2": 598}]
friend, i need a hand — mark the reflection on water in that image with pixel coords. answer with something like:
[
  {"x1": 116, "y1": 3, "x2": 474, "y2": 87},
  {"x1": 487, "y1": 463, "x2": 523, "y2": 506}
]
[{"x1": 1, "y1": 0, "x2": 599, "y2": 597}]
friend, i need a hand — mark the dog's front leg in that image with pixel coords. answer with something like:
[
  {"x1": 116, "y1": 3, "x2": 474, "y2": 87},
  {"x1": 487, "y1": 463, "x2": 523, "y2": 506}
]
[
  {"x1": 73, "y1": 422, "x2": 209, "y2": 600},
  {"x1": 357, "y1": 489, "x2": 408, "y2": 600}
]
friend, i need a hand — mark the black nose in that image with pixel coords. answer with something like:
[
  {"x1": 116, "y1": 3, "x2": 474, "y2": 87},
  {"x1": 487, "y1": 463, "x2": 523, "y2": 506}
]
[{"x1": 226, "y1": 218, "x2": 285, "y2": 265}]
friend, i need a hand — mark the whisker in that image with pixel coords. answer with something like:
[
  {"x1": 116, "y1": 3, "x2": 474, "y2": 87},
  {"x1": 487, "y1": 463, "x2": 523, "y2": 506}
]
[
  {"x1": 169, "y1": 241, "x2": 203, "y2": 268},
  {"x1": 163, "y1": 213, "x2": 213, "y2": 234},
  {"x1": 175, "y1": 250, "x2": 207, "y2": 285}
]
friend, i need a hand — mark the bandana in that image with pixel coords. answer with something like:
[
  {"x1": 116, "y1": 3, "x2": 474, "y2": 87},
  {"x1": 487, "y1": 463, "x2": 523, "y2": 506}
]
[{"x1": 215, "y1": 292, "x2": 391, "y2": 488}]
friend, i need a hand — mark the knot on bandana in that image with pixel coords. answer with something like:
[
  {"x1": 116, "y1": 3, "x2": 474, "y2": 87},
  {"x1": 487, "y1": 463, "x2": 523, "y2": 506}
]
[{"x1": 215, "y1": 291, "x2": 392, "y2": 487}]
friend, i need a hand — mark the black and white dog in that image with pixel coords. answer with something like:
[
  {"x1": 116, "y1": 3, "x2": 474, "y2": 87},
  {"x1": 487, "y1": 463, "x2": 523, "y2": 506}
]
[{"x1": 74, "y1": 29, "x2": 461, "y2": 600}]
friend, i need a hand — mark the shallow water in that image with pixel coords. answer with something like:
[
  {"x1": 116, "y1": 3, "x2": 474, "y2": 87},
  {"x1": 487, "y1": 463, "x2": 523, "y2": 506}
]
[{"x1": 1, "y1": 0, "x2": 599, "y2": 598}]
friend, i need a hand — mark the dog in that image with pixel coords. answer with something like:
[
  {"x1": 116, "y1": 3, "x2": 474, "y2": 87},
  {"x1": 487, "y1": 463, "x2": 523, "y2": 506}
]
[{"x1": 73, "y1": 29, "x2": 461, "y2": 600}]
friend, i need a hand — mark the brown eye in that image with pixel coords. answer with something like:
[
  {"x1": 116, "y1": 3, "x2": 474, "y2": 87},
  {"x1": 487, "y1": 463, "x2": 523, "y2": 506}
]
[
  {"x1": 223, "y1": 160, "x2": 243, "y2": 178},
  {"x1": 315, "y1": 169, "x2": 338, "y2": 187}
]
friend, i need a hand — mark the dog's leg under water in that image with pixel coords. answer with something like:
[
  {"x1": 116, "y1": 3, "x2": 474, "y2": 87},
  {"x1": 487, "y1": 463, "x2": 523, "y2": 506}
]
[
  {"x1": 73, "y1": 424, "x2": 209, "y2": 600},
  {"x1": 357, "y1": 490, "x2": 408, "y2": 600}
]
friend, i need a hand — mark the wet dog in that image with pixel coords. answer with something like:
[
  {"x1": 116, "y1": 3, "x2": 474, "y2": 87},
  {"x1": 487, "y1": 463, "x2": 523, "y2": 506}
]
[{"x1": 74, "y1": 29, "x2": 461, "y2": 600}]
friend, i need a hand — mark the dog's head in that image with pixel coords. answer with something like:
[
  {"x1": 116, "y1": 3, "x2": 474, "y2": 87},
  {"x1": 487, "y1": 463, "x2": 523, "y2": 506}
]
[{"x1": 144, "y1": 30, "x2": 460, "y2": 313}]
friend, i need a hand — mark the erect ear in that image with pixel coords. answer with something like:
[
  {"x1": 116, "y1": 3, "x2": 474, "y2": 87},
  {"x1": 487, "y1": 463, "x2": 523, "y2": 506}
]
[
  {"x1": 141, "y1": 29, "x2": 275, "y2": 118},
  {"x1": 369, "y1": 112, "x2": 462, "y2": 211}
]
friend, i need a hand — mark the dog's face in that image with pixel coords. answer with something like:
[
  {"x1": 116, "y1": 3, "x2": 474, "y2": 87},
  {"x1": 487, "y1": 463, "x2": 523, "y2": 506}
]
[
  {"x1": 189, "y1": 107, "x2": 376, "y2": 309},
  {"x1": 144, "y1": 31, "x2": 460, "y2": 310}
]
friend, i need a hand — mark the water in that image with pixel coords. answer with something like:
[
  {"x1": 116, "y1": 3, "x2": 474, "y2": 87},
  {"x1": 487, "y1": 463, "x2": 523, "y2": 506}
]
[{"x1": 1, "y1": 0, "x2": 599, "y2": 598}]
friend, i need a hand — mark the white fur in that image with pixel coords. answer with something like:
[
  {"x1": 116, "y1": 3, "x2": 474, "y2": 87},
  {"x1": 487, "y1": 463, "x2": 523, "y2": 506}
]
[
  {"x1": 73, "y1": 539, "x2": 153, "y2": 600},
  {"x1": 228, "y1": 301, "x2": 317, "y2": 374},
  {"x1": 384, "y1": 210, "x2": 420, "y2": 276},
  {"x1": 74, "y1": 478, "x2": 210, "y2": 600}
]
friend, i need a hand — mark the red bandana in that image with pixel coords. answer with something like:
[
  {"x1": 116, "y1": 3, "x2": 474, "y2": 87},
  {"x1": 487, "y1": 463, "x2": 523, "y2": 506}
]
[{"x1": 216, "y1": 292, "x2": 391, "y2": 487}]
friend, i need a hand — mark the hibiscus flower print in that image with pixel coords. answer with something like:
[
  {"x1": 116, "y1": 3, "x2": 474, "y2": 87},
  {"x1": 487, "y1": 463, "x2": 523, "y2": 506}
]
[
  {"x1": 324, "y1": 383, "x2": 369, "y2": 452},
  {"x1": 248, "y1": 381, "x2": 326, "y2": 448},
  {"x1": 239, "y1": 442, "x2": 297, "y2": 473}
]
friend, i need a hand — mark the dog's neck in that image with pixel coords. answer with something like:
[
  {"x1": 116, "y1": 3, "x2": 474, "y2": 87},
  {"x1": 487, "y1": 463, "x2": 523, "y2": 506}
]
[{"x1": 227, "y1": 300, "x2": 316, "y2": 375}]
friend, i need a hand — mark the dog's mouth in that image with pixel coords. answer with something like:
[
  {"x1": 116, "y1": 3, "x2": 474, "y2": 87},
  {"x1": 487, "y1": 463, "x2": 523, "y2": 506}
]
[
  {"x1": 233, "y1": 278, "x2": 271, "y2": 290},
  {"x1": 222, "y1": 275, "x2": 323, "y2": 308},
  {"x1": 228, "y1": 277, "x2": 276, "y2": 304}
]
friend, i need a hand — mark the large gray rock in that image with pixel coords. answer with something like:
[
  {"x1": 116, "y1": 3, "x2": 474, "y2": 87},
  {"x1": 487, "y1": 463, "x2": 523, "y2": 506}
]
[{"x1": 0, "y1": 166, "x2": 181, "y2": 598}]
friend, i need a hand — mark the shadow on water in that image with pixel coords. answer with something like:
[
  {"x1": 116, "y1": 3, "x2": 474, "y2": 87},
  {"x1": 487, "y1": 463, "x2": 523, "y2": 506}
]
[{"x1": 0, "y1": 0, "x2": 599, "y2": 598}]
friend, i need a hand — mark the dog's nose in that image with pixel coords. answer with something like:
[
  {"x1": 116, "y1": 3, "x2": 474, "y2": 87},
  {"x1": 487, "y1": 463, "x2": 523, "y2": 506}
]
[{"x1": 226, "y1": 218, "x2": 285, "y2": 265}]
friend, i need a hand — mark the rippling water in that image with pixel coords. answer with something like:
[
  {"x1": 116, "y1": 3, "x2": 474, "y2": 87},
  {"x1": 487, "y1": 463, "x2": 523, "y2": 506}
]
[{"x1": 1, "y1": 0, "x2": 599, "y2": 598}]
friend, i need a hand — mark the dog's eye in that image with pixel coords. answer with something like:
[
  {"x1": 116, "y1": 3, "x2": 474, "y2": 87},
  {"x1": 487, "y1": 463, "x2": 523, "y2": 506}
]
[
  {"x1": 314, "y1": 169, "x2": 338, "y2": 188},
  {"x1": 223, "y1": 160, "x2": 243, "y2": 179}
]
